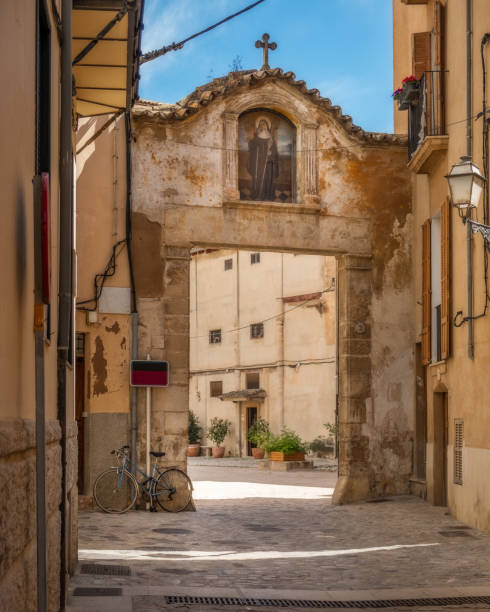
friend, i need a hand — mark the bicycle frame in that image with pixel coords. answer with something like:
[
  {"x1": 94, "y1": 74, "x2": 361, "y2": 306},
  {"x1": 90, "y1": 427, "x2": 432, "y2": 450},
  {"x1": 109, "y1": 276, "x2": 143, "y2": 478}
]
[{"x1": 114, "y1": 451, "x2": 175, "y2": 501}]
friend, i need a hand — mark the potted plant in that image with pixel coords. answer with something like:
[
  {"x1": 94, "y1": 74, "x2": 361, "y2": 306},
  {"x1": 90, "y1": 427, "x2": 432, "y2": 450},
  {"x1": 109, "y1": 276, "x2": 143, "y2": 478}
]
[
  {"x1": 263, "y1": 427, "x2": 307, "y2": 461},
  {"x1": 207, "y1": 417, "x2": 232, "y2": 458},
  {"x1": 308, "y1": 436, "x2": 335, "y2": 458},
  {"x1": 187, "y1": 410, "x2": 203, "y2": 457},
  {"x1": 393, "y1": 75, "x2": 419, "y2": 110},
  {"x1": 247, "y1": 417, "x2": 270, "y2": 459}
]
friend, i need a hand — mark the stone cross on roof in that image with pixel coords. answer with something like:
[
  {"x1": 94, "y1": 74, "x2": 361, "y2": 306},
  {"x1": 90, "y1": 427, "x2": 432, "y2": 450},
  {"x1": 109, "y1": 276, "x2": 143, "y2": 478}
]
[{"x1": 255, "y1": 33, "x2": 277, "y2": 70}]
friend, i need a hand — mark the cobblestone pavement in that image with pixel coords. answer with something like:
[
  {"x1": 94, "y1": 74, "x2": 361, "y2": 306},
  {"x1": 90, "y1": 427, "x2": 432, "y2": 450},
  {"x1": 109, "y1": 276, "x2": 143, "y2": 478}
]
[{"x1": 68, "y1": 462, "x2": 490, "y2": 611}]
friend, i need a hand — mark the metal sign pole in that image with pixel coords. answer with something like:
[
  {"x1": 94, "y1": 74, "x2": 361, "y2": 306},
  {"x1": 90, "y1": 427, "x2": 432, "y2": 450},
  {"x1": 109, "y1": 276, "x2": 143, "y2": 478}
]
[{"x1": 146, "y1": 354, "x2": 151, "y2": 510}]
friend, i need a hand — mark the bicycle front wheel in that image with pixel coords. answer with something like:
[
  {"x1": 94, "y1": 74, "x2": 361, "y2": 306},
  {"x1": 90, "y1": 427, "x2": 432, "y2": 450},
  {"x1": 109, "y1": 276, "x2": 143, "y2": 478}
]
[
  {"x1": 93, "y1": 468, "x2": 138, "y2": 513},
  {"x1": 154, "y1": 468, "x2": 193, "y2": 512}
]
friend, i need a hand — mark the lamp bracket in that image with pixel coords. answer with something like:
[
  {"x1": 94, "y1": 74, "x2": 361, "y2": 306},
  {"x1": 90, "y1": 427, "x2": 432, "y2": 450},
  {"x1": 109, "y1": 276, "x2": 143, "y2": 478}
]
[{"x1": 468, "y1": 219, "x2": 490, "y2": 243}]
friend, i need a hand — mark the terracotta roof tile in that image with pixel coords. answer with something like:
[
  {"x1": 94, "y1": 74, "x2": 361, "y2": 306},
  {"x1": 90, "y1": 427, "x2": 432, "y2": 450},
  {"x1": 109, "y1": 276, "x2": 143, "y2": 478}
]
[{"x1": 134, "y1": 68, "x2": 407, "y2": 146}]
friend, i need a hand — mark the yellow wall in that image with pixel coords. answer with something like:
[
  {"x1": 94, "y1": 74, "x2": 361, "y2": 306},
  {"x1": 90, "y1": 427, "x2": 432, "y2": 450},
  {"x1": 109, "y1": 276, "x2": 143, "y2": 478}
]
[
  {"x1": 76, "y1": 114, "x2": 132, "y2": 417},
  {"x1": 394, "y1": 0, "x2": 490, "y2": 531},
  {"x1": 0, "y1": 0, "x2": 62, "y2": 420}
]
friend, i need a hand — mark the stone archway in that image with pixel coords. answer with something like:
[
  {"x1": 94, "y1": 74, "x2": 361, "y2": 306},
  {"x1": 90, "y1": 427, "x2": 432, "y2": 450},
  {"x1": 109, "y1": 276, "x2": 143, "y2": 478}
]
[{"x1": 130, "y1": 69, "x2": 413, "y2": 503}]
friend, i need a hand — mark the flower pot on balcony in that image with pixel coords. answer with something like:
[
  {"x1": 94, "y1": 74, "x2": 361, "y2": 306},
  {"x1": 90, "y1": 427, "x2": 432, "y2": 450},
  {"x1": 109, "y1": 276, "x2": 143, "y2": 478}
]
[
  {"x1": 212, "y1": 446, "x2": 225, "y2": 458},
  {"x1": 398, "y1": 81, "x2": 419, "y2": 110}
]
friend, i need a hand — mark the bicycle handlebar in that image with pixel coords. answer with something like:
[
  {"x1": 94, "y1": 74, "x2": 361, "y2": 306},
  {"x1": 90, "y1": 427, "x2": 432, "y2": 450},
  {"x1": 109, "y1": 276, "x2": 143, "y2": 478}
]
[{"x1": 111, "y1": 445, "x2": 130, "y2": 456}]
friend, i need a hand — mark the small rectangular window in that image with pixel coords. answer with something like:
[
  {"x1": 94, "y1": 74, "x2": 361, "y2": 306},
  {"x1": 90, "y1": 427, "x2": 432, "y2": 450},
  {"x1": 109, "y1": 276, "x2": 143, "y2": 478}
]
[
  {"x1": 454, "y1": 419, "x2": 464, "y2": 485},
  {"x1": 210, "y1": 381, "x2": 223, "y2": 397},
  {"x1": 76, "y1": 333, "x2": 85, "y2": 357},
  {"x1": 251, "y1": 252, "x2": 261, "y2": 265},
  {"x1": 209, "y1": 329, "x2": 222, "y2": 344},
  {"x1": 224, "y1": 258, "x2": 233, "y2": 271},
  {"x1": 250, "y1": 323, "x2": 264, "y2": 339},
  {"x1": 246, "y1": 372, "x2": 260, "y2": 389}
]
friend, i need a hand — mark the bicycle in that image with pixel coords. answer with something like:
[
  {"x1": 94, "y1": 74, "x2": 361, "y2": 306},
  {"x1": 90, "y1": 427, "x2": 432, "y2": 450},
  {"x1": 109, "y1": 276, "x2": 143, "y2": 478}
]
[{"x1": 93, "y1": 445, "x2": 193, "y2": 514}]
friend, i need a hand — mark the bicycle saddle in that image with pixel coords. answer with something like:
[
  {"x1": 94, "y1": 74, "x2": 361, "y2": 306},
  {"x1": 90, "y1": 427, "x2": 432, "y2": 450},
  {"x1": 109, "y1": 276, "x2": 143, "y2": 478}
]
[{"x1": 150, "y1": 451, "x2": 166, "y2": 457}]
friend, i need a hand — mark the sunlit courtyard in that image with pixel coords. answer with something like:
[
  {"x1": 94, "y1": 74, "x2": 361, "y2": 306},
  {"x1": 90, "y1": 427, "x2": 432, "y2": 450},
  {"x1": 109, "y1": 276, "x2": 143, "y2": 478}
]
[{"x1": 68, "y1": 460, "x2": 490, "y2": 611}]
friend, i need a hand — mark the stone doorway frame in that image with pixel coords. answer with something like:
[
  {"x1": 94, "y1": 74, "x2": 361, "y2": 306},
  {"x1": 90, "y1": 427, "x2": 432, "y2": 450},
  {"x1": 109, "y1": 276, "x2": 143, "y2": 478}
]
[{"x1": 142, "y1": 240, "x2": 373, "y2": 506}]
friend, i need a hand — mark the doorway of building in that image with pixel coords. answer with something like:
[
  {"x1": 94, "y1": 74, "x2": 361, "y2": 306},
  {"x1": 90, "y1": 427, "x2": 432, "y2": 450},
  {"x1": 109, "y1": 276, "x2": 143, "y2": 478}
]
[
  {"x1": 433, "y1": 390, "x2": 448, "y2": 506},
  {"x1": 246, "y1": 406, "x2": 258, "y2": 456}
]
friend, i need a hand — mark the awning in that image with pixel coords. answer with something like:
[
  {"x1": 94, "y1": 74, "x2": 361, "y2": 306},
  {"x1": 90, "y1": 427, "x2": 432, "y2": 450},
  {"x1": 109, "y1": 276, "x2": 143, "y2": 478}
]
[
  {"x1": 219, "y1": 389, "x2": 266, "y2": 403},
  {"x1": 72, "y1": 0, "x2": 143, "y2": 117}
]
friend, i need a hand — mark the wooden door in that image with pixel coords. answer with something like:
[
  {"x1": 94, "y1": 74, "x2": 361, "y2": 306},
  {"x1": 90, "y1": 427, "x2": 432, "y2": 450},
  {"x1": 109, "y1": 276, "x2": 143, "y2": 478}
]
[
  {"x1": 246, "y1": 406, "x2": 258, "y2": 456},
  {"x1": 433, "y1": 391, "x2": 448, "y2": 506}
]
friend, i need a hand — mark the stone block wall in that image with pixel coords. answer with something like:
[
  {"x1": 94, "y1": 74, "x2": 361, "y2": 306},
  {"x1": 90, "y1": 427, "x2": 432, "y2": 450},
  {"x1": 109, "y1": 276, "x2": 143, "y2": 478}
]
[{"x1": 0, "y1": 419, "x2": 62, "y2": 611}]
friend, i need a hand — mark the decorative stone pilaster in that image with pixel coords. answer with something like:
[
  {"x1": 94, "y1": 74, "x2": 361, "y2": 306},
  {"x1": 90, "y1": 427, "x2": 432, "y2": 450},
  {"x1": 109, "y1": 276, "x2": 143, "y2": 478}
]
[
  {"x1": 333, "y1": 254, "x2": 373, "y2": 504},
  {"x1": 300, "y1": 123, "x2": 319, "y2": 205},
  {"x1": 222, "y1": 112, "x2": 240, "y2": 201}
]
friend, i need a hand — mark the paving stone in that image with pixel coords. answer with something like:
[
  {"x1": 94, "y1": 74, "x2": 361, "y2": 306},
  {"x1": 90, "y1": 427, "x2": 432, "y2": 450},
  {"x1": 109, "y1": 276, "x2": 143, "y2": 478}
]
[{"x1": 68, "y1": 464, "x2": 490, "y2": 611}]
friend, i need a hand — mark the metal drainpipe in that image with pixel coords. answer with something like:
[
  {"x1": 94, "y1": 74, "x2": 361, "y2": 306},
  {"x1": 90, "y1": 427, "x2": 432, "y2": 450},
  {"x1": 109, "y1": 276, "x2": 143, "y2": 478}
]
[
  {"x1": 126, "y1": 111, "x2": 139, "y2": 473},
  {"x1": 58, "y1": 0, "x2": 73, "y2": 607},
  {"x1": 34, "y1": 4, "x2": 47, "y2": 610},
  {"x1": 467, "y1": 0, "x2": 474, "y2": 358},
  {"x1": 130, "y1": 313, "x2": 138, "y2": 472}
]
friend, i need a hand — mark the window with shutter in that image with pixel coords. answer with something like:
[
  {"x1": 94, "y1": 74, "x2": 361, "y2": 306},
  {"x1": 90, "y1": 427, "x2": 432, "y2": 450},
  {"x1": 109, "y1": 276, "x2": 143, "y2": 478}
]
[
  {"x1": 412, "y1": 31, "x2": 431, "y2": 80},
  {"x1": 422, "y1": 219, "x2": 432, "y2": 365},
  {"x1": 440, "y1": 197, "x2": 450, "y2": 359},
  {"x1": 454, "y1": 419, "x2": 464, "y2": 485}
]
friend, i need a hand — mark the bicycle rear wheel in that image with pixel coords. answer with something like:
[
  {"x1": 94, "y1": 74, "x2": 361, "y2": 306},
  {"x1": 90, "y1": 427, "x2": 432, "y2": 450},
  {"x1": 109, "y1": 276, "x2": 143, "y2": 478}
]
[
  {"x1": 93, "y1": 468, "x2": 138, "y2": 513},
  {"x1": 154, "y1": 468, "x2": 193, "y2": 512}
]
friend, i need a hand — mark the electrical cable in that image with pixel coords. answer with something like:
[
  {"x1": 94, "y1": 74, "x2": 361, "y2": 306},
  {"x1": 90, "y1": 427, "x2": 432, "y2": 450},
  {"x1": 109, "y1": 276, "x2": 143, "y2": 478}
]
[
  {"x1": 140, "y1": 0, "x2": 266, "y2": 65},
  {"x1": 190, "y1": 284, "x2": 335, "y2": 340},
  {"x1": 76, "y1": 239, "x2": 127, "y2": 311}
]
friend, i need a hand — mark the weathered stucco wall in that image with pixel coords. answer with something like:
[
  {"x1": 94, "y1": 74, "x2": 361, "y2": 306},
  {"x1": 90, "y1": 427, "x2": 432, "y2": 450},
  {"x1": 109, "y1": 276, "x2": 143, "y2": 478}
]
[
  {"x1": 76, "y1": 115, "x2": 133, "y2": 493},
  {"x1": 131, "y1": 73, "x2": 412, "y2": 502}
]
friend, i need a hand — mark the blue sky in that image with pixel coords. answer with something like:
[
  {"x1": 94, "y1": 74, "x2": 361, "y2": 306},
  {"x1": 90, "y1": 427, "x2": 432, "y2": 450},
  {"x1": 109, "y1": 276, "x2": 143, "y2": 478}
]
[{"x1": 139, "y1": 0, "x2": 393, "y2": 133}]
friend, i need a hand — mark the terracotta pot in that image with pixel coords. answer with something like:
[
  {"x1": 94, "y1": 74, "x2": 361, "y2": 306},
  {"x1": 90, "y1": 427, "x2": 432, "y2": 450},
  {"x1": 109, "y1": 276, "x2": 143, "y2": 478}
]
[
  {"x1": 269, "y1": 451, "x2": 305, "y2": 462},
  {"x1": 187, "y1": 444, "x2": 201, "y2": 457},
  {"x1": 251, "y1": 447, "x2": 265, "y2": 460},
  {"x1": 212, "y1": 446, "x2": 225, "y2": 458}
]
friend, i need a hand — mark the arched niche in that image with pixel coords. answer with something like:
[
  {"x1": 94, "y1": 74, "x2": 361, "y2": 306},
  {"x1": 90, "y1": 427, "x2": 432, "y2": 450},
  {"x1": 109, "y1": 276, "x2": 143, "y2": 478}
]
[
  {"x1": 237, "y1": 109, "x2": 296, "y2": 203},
  {"x1": 222, "y1": 95, "x2": 319, "y2": 206}
]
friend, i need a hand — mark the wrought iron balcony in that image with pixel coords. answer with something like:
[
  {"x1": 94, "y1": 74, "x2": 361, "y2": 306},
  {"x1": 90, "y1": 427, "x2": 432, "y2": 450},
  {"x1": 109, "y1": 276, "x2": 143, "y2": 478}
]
[{"x1": 408, "y1": 71, "x2": 446, "y2": 159}]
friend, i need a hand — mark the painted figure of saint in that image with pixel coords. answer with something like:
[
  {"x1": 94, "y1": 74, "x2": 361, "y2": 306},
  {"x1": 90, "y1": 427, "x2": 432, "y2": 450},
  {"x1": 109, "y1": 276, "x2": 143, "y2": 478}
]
[{"x1": 247, "y1": 117, "x2": 278, "y2": 201}]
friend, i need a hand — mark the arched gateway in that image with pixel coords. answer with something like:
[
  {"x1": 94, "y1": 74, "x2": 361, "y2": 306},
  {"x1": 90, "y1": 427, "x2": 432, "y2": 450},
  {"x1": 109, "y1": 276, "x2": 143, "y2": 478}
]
[{"x1": 131, "y1": 68, "x2": 412, "y2": 503}]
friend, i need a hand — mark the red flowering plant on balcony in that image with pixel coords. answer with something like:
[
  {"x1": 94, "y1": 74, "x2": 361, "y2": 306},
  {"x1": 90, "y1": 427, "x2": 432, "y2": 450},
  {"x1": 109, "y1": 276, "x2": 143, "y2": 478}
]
[
  {"x1": 392, "y1": 75, "x2": 417, "y2": 100},
  {"x1": 393, "y1": 76, "x2": 419, "y2": 109}
]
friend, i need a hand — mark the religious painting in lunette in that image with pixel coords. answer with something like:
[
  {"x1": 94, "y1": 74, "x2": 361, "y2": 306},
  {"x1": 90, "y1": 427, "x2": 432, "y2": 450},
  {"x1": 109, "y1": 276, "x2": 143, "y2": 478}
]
[{"x1": 238, "y1": 110, "x2": 296, "y2": 203}]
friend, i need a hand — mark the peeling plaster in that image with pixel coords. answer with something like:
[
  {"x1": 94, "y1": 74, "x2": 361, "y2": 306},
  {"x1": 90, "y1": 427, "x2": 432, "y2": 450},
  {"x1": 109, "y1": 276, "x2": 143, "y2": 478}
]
[{"x1": 91, "y1": 336, "x2": 108, "y2": 396}]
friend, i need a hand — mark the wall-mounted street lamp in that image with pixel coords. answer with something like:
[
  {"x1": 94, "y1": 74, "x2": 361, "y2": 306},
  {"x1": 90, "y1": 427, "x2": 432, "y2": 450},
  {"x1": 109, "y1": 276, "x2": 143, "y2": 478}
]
[
  {"x1": 446, "y1": 156, "x2": 489, "y2": 239},
  {"x1": 445, "y1": 156, "x2": 488, "y2": 358}
]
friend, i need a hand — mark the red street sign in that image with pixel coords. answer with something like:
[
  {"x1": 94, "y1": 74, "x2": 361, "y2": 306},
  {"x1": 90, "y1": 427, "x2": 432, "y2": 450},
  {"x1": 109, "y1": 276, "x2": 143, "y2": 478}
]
[{"x1": 130, "y1": 360, "x2": 169, "y2": 387}]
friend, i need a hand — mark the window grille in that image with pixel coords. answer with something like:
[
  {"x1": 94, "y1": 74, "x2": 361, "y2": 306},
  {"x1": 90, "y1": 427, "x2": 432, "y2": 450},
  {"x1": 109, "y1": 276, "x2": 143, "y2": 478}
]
[
  {"x1": 250, "y1": 323, "x2": 264, "y2": 339},
  {"x1": 209, "y1": 329, "x2": 222, "y2": 344},
  {"x1": 250, "y1": 252, "x2": 261, "y2": 264},
  {"x1": 76, "y1": 333, "x2": 85, "y2": 357},
  {"x1": 246, "y1": 372, "x2": 260, "y2": 390},
  {"x1": 454, "y1": 419, "x2": 463, "y2": 485},
  {"x1": 224, "y1": 258, "x2": 233, "y2": 271},
  {"x1": 210, "y1": 381, "x2": 223, "y2": 397}
]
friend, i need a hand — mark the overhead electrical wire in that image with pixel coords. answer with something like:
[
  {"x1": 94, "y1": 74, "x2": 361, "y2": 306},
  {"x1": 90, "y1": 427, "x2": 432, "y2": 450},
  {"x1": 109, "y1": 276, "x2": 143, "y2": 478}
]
[
  {"x1": 190, "y1": 284, "x2": 335, "y2": 340},
  {"x1": 140, "y1": 0, "x2": 266, "y2": 65}
]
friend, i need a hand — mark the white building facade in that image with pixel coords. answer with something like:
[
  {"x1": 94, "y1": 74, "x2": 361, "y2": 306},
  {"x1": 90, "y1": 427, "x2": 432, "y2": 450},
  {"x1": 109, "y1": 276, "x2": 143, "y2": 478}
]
[{"x1": 189, "y1": 248, "x2": 337, "y2": 456}]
